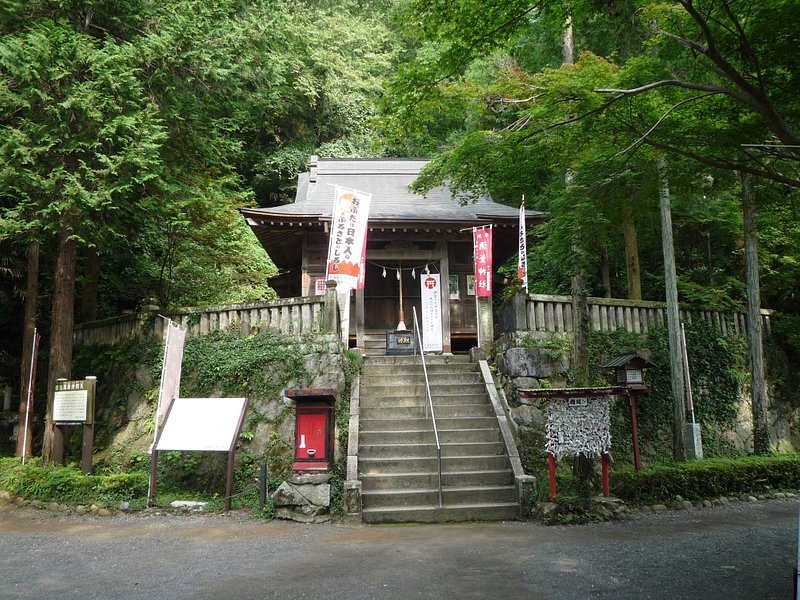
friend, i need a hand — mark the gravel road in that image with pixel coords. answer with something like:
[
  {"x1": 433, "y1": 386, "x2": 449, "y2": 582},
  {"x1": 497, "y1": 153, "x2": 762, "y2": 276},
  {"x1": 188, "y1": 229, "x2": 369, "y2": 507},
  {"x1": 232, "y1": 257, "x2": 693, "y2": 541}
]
[{"x1": 1, "y1": 498, "x2": 797, "y2": 600}]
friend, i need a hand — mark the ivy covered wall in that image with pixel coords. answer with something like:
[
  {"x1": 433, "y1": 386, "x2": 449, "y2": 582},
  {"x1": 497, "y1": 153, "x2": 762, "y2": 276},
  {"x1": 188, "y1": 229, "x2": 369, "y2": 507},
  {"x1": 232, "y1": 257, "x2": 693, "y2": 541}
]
[
  {"x1": 495, "y1": 321, "x2": 800, "y2": 475},
  {"x1": 69, "y1": 329, "x2": 354, "y2": 499}
]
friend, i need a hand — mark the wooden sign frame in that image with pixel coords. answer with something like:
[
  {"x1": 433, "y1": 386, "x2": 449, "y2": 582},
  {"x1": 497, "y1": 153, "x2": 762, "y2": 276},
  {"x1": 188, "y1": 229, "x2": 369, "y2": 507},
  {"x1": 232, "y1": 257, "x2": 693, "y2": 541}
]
[{"x1": 147, "y1": 397, "x2": 249, "y2": 511}]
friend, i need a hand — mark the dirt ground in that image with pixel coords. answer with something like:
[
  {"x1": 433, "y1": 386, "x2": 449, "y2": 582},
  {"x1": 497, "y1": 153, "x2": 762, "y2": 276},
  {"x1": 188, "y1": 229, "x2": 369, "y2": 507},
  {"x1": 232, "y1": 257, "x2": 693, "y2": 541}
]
[{"x1": 1, "y1": 499, "x2": 798, "y2": 599}]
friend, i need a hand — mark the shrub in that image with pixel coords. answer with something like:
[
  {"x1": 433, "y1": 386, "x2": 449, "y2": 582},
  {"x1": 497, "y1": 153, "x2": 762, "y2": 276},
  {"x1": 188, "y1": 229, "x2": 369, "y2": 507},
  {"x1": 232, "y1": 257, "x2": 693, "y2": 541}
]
[
  {"x1": 0, "y1": 458, "x2": 147, "y2": 506},
  {"x1": 611, "y1": 455, "x2": 800, "y2": 503}
]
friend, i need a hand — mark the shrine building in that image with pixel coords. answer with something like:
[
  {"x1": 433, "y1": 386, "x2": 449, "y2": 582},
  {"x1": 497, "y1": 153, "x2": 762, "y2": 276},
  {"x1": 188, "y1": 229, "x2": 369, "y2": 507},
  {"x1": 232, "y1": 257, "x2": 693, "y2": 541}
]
[{"x1": 241, "y1": 156, "x2": 545, "y2": 354}]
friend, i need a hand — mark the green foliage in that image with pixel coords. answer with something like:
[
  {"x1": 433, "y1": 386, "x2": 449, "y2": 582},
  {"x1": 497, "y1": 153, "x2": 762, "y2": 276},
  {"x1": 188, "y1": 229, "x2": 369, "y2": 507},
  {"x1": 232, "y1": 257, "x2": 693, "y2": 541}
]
[
  {"x1": 521, "y1": 334, "x2": 570, "y2": 362},
  {"x1": 380, "y1": 0, "x2": 800, "y2": 323},
  {"x1": 0, "y1": 457, "x2": 147, "y2": 506},
  {"x1": 611, "y1": 456, "x2": 800, "y2": 504},
  {"x1": 181, "y1": 329, "x2": 307, "y2": 399},
  {"x1": 586, "y1": 321, "x2": 747, "y2": 463},
  {"x1": 71, "y1": 337, "x2": 162, "y2": 451}
]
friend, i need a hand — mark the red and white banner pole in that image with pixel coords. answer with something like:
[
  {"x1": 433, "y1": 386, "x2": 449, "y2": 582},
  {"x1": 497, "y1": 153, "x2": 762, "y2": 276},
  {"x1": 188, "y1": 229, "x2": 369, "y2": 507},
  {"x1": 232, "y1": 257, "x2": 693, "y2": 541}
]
[
  {"x1": 518, "y1": 198, "x2": 528, "y2": 291},
  {"x1": 21, "y1": 328, "x2": 40, "y2": 465}
]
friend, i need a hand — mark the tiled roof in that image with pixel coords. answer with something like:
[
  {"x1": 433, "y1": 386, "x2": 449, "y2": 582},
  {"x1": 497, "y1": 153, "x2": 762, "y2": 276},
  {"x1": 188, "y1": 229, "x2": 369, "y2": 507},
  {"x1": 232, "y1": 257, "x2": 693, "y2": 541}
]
[{"x1": 244, "y1": 158, "x2": 543, "y2": 224}]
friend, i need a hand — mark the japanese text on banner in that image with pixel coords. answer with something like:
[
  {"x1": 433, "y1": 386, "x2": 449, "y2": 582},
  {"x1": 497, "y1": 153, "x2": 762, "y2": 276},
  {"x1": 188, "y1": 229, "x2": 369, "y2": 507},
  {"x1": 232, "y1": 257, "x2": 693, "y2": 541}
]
[
  {"x1": 472, "y1": 226, "x2": 493, "y2": 298},
  {"x1": 517, "y1": 202, "x2": 528, "y2": 291},
  {"x1": 326, "y1": 186, "x2": 371, "y2": 291},
  {"x1": 420, "y1": 273, "x2": 443, "y2": 352}
]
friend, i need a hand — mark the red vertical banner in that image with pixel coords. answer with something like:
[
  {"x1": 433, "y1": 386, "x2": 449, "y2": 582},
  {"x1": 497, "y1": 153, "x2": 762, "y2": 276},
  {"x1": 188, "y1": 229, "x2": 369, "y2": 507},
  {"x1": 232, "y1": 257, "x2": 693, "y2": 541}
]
[
  {"x1": 356, "y1": 228, "x2": 368, "y2": 290},
  {"x1": 473, "y1": 225, "x2": 493, "y2": 297}
]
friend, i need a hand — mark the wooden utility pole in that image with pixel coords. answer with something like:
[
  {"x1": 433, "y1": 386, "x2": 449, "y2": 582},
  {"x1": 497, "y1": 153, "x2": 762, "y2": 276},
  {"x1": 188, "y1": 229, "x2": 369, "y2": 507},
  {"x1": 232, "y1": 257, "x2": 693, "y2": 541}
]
[
  {"x1": 741, "y1": 172, "x2": 770, "y2": 454},
  {"x1": 657, "y1": 157, "x2": 687, "y2": 461}
]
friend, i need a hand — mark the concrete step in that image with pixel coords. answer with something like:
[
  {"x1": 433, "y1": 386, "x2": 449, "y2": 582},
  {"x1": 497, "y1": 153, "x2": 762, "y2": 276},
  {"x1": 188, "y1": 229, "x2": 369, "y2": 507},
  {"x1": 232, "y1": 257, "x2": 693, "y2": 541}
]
[
  {"x1": 361, "y1": 382, "x2": 486, "y2": 398},
  {"x1": 360, "y1": 469, "x2": 515, "y2": 490},
  {"x1": 359, "y1": 454, "x2": 511, "y2": 475},
  {"x1": 359, "y1": 428, "x2": 501, "y2": 445},
  {"x1": 360, "y1": 416, "x2": 498, "y2": 432},
  {"x1": 364, "y1": 355, "x2": 471, "y2": 366},
  {"x1": 361, "y1": 372, "x2": 483, "y2": 386},
  {"x1": 362, "y1": 485, "x2": 517, "y2": 509},
  {"x1": 360, "y1": 404, "x2": 494, "y2": 420},
  {"x1": 359, "y1": 441, "x2": 506, "y2": 459},
  {"x1": 360, "y1": 393, "x2": 489, "y2": 409},
  {"x1": 361, "y1": 502, "x2": 519, "y2": 524},
  {"x1": 362, "y1": 361, "x2": 477, "y2": 373}
]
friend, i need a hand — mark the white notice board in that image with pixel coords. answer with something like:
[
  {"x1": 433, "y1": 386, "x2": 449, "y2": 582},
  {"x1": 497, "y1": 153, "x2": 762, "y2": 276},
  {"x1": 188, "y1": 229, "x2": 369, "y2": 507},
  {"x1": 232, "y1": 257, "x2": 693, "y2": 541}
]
[
  {"x1": 156, "y1": 397, "x2": 247, "y2": 452},
  {"x1": 53, "y1": 390, "x2": 88, "y2": 422}
]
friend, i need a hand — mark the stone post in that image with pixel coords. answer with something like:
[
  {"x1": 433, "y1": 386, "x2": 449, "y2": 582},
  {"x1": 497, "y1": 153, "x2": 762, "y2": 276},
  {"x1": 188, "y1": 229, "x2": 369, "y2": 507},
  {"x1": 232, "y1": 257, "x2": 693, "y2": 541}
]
[
  {"x1": 511, "y1": 289, "x2": 528, "y2": 331},
  {"x1": 477, "y1": 297, "x2": 494, "y2": 355},
  {"x1": 323, "y1": 280, "x2": 339, "y2": 334}
]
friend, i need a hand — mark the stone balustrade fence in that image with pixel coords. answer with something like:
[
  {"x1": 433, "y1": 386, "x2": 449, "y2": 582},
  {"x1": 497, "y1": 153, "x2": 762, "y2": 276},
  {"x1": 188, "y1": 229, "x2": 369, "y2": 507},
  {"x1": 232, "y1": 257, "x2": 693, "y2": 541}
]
[
  {"x1": 497, "y1": 292, "x2": 772, "y2": 337},
  {"x1": 74, "y1": 282, "x2": 340, "y2": 345}
]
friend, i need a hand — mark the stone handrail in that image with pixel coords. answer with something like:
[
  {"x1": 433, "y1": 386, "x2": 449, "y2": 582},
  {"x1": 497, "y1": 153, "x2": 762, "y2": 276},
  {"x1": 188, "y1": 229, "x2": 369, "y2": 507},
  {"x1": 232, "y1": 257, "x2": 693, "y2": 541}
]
[
  {"x1": 74, "y1": 284, "x2": 340, "y2": 345},
  {"x1": 497, "y1": 292, "x2": 772, "y2": 337}
]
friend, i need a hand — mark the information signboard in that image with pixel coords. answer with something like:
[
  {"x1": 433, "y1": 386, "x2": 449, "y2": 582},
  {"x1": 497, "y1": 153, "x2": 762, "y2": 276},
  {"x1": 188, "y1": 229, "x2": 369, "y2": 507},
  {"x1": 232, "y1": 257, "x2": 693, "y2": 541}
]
[
  {"x1": 53, "y1": 379, "x2": 95, "y2": 424},
  {"x1": 149, "y1": 396, "x2": 249, "y2": 511},
  {"x1": 156, "y1": 397, "x2": 248, "y2": 452}
]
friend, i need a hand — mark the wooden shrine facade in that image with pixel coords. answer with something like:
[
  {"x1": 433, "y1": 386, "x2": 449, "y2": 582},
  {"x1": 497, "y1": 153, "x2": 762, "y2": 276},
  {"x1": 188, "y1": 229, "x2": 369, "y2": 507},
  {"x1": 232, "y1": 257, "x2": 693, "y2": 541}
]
[{"x1": 241, "y1": 157, "x2": 545, "y2": 353}]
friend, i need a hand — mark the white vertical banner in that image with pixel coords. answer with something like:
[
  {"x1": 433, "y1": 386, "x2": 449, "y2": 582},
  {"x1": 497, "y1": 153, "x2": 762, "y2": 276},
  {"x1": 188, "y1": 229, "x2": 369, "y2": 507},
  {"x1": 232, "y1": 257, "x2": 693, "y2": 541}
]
[
  {"x1": 517, "y1": 200, "x2": 528, "y2": 291},
  {"x1": 157, "y1": 320, "x2": 186, "y2": 419},
  {"x1": 420, "y1": 273, "x2": 443, "y2": 352},
  {"x1": 326, "y1": 186, "x2": 372, "y2": 291}
]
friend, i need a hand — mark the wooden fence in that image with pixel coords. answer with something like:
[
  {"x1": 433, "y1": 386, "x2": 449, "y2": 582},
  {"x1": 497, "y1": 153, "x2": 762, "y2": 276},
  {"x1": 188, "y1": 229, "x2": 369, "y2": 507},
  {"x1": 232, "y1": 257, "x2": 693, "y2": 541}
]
[
  {"x1": 497, "y1": 293, "x2": 772, "y2": 337},
  {"x1": 74, "y1": 287, "x2": 340, "y2": 346}
]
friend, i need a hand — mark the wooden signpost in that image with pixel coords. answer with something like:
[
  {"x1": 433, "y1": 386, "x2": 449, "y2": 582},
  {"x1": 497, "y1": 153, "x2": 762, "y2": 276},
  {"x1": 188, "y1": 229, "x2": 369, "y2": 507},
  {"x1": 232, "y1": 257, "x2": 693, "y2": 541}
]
[{"x1": 52, "y1": 377, "x2": 97, "y2": 474}]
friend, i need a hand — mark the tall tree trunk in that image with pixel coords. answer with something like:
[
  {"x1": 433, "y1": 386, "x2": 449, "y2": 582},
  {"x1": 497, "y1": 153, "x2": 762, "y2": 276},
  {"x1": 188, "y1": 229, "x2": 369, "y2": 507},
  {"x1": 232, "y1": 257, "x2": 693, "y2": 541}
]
[
  {"x1": 563, "y1": 17, "x2": 587, "y2": 386},
  {"x1": 657, "y1": 157, "x2": 687, "y2": 461},
  {"x1": 80, "y1": 246, "x2": 100, "y2": 322},
  {"x1": 562, "y1": 16, "x2": 592, "y2": 477},
  {"x1": 622, "y1": 199, "x2": 642, "y2": 300},
  {"x1": 42, "y1": 210, "x2": 78, "y2": 465},
  {"x1": 741, "y1": 172, "x2": 770, "y2": 454},
  {"x1": 16, "y1": 240, "x2": 39, "y2": 458},
  {"x1": 600, "y1": 246, "x2": 612, "y2": 298},
  {"x1": 562, "y1": 15, "x2": 574, "y2": 65}
]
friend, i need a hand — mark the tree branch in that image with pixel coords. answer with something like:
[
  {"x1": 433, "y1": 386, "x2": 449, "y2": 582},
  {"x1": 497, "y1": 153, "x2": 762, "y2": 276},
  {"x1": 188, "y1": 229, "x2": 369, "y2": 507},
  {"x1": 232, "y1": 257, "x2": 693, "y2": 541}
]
[
  {"x1": 720, "y1": 0, "x2": 766, "y2": 95},
  {"x1": 614, "y1": 92, "x2": 723, "y2": 157},
  {"x1": 595, "y1": 79, "x2": 745, "y2": 102},
  {"x1": 644, "y1": 138, "x2": 800, "y2": 188},
  {"x1": 675, "y1": 0, "x2": 800, "y2": 148},
  {"x1": 431, "y1": 2, "x2": 544, "y2": 87}
]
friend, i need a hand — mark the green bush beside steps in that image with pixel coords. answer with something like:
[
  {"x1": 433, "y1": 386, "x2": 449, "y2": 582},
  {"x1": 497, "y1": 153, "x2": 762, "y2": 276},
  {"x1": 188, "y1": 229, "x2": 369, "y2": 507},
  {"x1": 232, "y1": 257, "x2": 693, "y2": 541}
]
[
  {"x1": 610, "y1": 455, "x2": 800, "y2": 504},
  {"x1": 3, "y1": 455, "x2": 799, "y2": 517}
]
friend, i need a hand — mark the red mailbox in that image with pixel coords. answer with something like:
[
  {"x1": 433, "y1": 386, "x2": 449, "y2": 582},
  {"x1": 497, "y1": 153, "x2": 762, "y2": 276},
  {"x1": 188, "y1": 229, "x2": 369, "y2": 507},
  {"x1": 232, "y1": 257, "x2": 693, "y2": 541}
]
[{"x1": 287, "y1": 389, "x2": 335, "y2": 472}]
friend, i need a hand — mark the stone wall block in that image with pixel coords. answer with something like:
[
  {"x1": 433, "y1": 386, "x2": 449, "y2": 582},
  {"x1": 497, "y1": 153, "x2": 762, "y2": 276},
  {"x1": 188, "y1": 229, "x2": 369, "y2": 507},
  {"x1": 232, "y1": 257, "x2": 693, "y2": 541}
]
[
  {"x1": 272, "y1": 481, "x2": 331, "y2": 510},
  {"x1": 510, "y1": 404, "x2": 546, "y2": 429}
]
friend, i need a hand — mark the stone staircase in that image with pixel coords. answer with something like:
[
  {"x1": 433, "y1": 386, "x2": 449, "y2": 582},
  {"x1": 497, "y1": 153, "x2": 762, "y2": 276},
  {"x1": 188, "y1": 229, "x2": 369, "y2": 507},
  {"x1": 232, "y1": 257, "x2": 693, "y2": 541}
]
[{"x1": 358, "y1": 355, "x2": 519, "y2": 523}]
